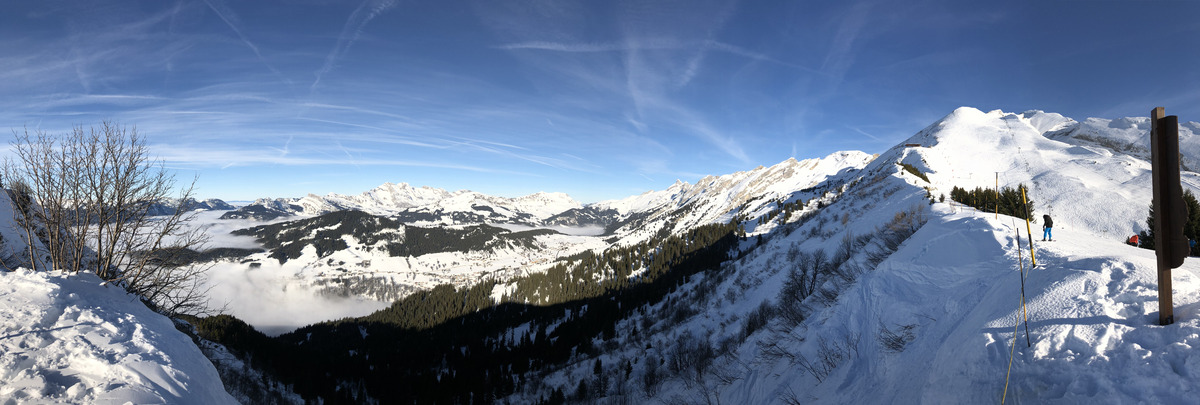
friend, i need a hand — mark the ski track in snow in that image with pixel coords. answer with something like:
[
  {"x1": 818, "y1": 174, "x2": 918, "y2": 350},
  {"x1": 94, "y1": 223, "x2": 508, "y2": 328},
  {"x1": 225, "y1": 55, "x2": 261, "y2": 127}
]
[{"x1": 718, "y1": 208, "x2": 1200, "y2": 404}]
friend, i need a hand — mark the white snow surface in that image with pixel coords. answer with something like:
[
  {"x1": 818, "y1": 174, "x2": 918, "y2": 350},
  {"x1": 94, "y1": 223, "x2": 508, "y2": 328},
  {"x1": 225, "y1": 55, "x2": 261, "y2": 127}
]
[
  {"x1": 598, "y1": 151, "x2": 874, "y2": 217},
  {"x1": 896, "y1": 107, "x2": 1200, "y2": 239},
  {"x1": 723, "y1": 208, "x2": 1200, "y2": 403},
  {"x1": 596, "y1": 150, "x2": 876, "y2": 244},
  {"x1": 523, "y1": 107, "x2": 1200, "y2": 404},
  {"x1": 0, "y1": 269, "x2": 236, "y2": 404},
  {"x1": 249, "y1": 182, "x2": 584, "y2": 224}
]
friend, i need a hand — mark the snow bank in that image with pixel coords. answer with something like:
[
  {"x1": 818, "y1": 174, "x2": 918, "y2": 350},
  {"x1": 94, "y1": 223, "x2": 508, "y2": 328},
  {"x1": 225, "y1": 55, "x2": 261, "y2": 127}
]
[
  {"x1": 0, "y1": 269, "x2": 236, "y2": 404},
  {"x1": 736, "y1": 207, "x2": 1200, "y2": 403}
]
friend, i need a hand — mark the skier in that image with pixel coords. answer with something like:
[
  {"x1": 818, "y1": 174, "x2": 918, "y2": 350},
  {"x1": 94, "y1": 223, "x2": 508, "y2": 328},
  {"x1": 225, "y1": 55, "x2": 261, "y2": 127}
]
[
  {"x1": 1128, "y1": 234, "x2": 1139, "y2": 247},
  {"x1": 1042, "y1": 214, "x2": 1053, "y2": 241}
]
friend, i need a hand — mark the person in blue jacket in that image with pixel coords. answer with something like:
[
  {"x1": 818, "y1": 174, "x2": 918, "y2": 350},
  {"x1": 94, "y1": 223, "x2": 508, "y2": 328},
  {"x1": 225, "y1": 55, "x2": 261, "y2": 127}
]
[{"x1": 1042, "y1": 214, "x2": 1053, "y2": 241}]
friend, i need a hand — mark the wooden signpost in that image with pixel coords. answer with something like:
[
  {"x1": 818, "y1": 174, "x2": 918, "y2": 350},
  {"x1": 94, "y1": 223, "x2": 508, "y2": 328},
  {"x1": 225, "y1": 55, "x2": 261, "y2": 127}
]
[{"x1": 1150, "y1": 106, "x2": 1188, "y2": 326}]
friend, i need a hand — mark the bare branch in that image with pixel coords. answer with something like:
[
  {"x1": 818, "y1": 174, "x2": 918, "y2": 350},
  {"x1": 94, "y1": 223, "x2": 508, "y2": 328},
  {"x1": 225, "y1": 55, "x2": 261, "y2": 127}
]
[{"x1": 4, "y1": 122, "x2": 212, "y2": 316}]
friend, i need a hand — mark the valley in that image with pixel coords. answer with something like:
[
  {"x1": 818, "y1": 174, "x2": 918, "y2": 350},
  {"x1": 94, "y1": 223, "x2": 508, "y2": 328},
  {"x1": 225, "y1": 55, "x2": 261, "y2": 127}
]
[{"x1": 179, "y1": 107, "x2": 1200, "y2": 403}]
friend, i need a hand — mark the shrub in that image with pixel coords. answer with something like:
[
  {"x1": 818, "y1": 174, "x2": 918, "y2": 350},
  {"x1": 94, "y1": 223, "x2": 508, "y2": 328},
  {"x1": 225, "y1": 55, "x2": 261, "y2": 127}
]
[
  {"x1": 898, "y1": 163, "x2": 930, "y2": 183},
  {"x1": 777, "y1": 250, "x2": 828, "y2": 327},
  {"x1": 667, "y1": 331, "x2": 715, "y2": 389},
  {"x1": 877, "y1": 321, "x2": 916, "y2": 353},
  {"x1": 741, "y1": 300, "x2": 775, "y2": 339},
  {"x1": 641, "y1": 355, "x2": 662, "y2": 398},
  {"x1": 796, "y1": 333, "x2": 859, "y2": 383},
  {"x1": 5, "y1": 123, "x2": 211, "y2": 316}
]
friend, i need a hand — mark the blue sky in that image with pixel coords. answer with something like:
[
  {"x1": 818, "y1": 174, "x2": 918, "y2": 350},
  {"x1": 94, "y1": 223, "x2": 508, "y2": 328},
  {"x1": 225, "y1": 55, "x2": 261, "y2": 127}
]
[{"x1": 2, "y1": 1, "x2": 1198, "y2": 203}]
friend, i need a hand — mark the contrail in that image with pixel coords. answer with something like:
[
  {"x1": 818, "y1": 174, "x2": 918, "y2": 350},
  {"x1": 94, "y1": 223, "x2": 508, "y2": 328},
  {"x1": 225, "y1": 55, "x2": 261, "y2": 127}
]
[
  {"x1": 311, "y1": 0, "x2": 398, "y2": 93},
  {"x1": 202, "y1": 0, "x2": 294, "y2": 89}
]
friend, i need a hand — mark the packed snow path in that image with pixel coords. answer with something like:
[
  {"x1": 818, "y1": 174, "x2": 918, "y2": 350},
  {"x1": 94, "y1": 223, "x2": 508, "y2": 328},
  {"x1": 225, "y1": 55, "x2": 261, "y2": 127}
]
[
  {"x1": 772, "y1": 208, "x2": 1200, "y2": 404},
  {"x1": 0, "y1": 269, "x2": 236, "y2": 404}
]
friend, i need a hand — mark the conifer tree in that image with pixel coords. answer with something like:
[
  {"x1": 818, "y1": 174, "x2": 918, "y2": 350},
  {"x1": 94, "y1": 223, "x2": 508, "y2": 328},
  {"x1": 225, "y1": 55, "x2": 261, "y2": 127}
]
[{"x1": 1141, "y1": 189, "x2": 1200, "y2": 254}]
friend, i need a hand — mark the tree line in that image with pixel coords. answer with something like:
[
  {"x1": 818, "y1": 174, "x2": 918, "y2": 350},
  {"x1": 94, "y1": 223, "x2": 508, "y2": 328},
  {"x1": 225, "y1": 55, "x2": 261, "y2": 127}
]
[
  {"x1": 233, "y1": 209, "x2": 556, "y2": 264},
  {"x1": 949, "y1": 184, "x2": 1035, "y2": 221},
  {"x1": 1138, "y1": 189, "x2": 1200, "y2": 255},
  {"x1": 190, "y1": 220, "x2": 741, "y2": 403}
]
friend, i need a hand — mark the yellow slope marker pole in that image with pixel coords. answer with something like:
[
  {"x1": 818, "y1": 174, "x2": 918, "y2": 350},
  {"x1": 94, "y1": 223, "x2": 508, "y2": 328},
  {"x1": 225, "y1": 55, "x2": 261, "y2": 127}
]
[
  {"x1": 1021, "y1": 186, "x2": 1037, "y2": 267},
  {"x1": 1001, "y1": 309, "x2": 1021, "y2": 404},
  {"x1": 1003, "y1": 220, "x2": 1032, "y2": 404},
  {"x1": 1013, "y1": 220, "x2": 1031, "y2": 347}
]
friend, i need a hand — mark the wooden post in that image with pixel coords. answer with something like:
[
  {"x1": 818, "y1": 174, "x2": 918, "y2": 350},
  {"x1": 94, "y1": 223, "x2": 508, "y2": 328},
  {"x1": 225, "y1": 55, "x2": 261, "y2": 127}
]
[{"x1": 1151, "y1": 106, "x2": 1188, "y2": 325}]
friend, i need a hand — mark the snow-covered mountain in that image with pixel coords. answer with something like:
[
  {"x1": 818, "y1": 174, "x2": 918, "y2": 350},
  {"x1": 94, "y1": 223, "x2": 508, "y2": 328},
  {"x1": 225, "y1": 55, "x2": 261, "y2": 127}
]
[
  {"x1": 10, "y1": 105, "x2": 1199, "y2": 403},
  {"x1": 594, "y1": 151, "x2": 876, "y2": 243},
  {"x1": 218, "y1": 150, "x2": 874, "y2": 235},
  {"x1": 145, "y1": 197, "x2": 235, "y2": 216},
  {"x1": 496, "y1": 106, "x2": 1200, "y2": 403},
  {"x1": 893, "y1": 107, "x2": 1200, "y2": 239},
  {"x1": 219, "y1": 183, "x2": 583, "y2": 225},
  {"x1": 198, "y1": 104, "x2": 1200, "y2": 339},
  {"x1": 197, "y1": 150, "x2": 880, "y2": 333},
  {"x1": 1041, "y1": 111, "x2": 1200, "y2": 170}
]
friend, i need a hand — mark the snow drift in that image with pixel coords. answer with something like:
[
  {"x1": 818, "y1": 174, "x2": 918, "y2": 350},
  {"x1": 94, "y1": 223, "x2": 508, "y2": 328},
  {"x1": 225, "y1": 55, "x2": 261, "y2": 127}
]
[{"x1": 0, "y1": 269, "x2": 236, "y2": 403}]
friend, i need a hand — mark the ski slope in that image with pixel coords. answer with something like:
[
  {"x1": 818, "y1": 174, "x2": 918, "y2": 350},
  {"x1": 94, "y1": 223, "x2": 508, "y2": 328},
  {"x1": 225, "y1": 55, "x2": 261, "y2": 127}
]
[
  {"x1": 742, "y1": 207, "x2": 1200, "y2": 403},
  {"x1": 897, "y1": 107, "x2": 1200, "y2": 240},
  {"x1": 518, "y1": 107, "x2": 1200, "y2": 404},
  {"x1": 719, "y1": 108, "x2": 1200, "y2": 403}
]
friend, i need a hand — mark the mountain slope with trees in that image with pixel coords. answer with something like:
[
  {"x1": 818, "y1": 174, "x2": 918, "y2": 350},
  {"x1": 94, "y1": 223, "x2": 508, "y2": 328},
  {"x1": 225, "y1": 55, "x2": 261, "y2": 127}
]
[{"x1": 8, "y1": 108, "x2": 1200, "y2": 403}]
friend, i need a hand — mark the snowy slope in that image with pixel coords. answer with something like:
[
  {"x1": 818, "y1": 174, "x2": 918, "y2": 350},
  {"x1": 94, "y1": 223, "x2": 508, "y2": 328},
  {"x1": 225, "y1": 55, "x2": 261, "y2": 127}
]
[
  {"x1": 894, "y1": 107, "x2": 1200, "y2": 240},
  {"x1": 729, "y1": 208, "x2": 1200, "y2": 403},
  {"x1": 510, "y1": 107, "x2": 1200, "y2": 404},
  {"x1": 0, "y1": 269, "x2": 237, "y2": 404},
  {"x1": 197, "y1": 152, "x2": 876, "y2": 335},
  {"x1": 596, "y1": 150, "x2": 875, "y2": 244},
  {"x1": 1045, "y1": 112, "x2": 1200, "y2": 171},
  {"x1": 736, "y1": 109, "x2": 1200, "y2": 403}
]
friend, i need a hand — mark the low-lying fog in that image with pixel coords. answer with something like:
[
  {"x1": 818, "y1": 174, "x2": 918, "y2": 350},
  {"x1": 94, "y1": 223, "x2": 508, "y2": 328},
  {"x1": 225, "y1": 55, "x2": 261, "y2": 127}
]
[
  {"x1": 189, "y1": 211, "x2": 389, "y2": 336},
  {"x1": 187, "y1": 211, "x2": 606, "y2": 336},
  {"x1": 489, "y1": 223, "x2": 606, "y2": 236}
]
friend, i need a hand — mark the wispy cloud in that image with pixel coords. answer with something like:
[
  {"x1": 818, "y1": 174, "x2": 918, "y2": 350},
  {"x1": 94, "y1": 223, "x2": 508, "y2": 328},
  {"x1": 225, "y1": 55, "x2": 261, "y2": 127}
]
[
  {"x1": 498, "y1": 39, "x2": 814, "y2": 73},
  {"x1": 311, "y1": 0, "x2": 398, "y2": 93},
  {"x1": 10, "y1": 1, "x2": 1189, "y2": 203},
  {"x1": 849, "y1": 126, "x2": 881, "y2": 141},
  {"x1": 498, "y1": 39, "x2": 684, "y2": 52},
  {"x1": 490, "y1": 0, "x2": 762, "y2": 167},
  {"x1": 152, "y1": 143, "x2": 533, "y2": 176},
  {"x1": 821, "y1": 2, "x2": 872, "y2": 85},
  {"x1": 201, "y1": 0, "x2": 293, "y2": 90}
]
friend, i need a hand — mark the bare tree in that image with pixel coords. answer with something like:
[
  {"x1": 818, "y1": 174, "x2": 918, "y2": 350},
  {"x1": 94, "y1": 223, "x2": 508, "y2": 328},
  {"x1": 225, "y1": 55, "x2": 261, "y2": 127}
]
[{"x1": 5, "y1": 122, "x2": 212, "y2": 316}]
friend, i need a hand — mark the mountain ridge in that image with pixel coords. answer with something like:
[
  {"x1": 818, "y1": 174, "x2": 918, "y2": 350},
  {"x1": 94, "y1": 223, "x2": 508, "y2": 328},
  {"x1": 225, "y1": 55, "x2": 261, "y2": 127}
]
[{"x1": 10, "y1": 106, "x2": 1200, "y2": 403}]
